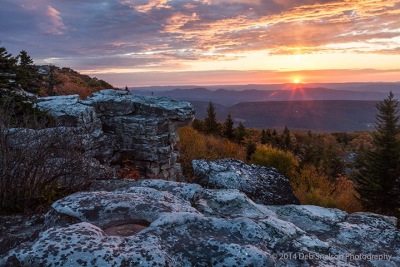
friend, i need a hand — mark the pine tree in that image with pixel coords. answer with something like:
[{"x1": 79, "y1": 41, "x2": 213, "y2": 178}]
[
  {"x1": 16, "y1": 50, "x2": 40, "y2": 93},
  {"x1": 282, "y1": 126, "x2": 292, "y2": 151},
  {"x1": 204, "y1": 101, "x2": 220, "y2": 135},
  {"x1": 355, "y1": 92, "x2": 400, "y2": 217},
  {"x1": 246, "y1": 141, "x2": 257, "y2": 160},
  {"x1": 235, "y1": 122, "x2": 246, "y2": 143},
  {"x1": 0, "y1": 46, "x2": 17, "y2": 89},
  {"x1": 223, "y1": 114, "x2": 235, "y2": 140},
  {"x1": 260, "y1": 129, "x2": 267, "y2": 145}
]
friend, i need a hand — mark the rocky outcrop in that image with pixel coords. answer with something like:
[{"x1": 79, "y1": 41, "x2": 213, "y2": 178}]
[
  {"x1": 2, "y1": 180, "x2": 398, "y2": 267},
  {"x1": 192, "y1": 158, "x2": 300, "y2": 205},
  {"x1": 36, "y1": 89, "x2": 195, "y2": 180}
]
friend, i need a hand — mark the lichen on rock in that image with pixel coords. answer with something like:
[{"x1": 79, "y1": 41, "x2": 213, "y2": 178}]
[
  {"x1": 2, "y1": 179, "x2": 399, "y2": 267},
  {"x1": 192, "y1": 158, "x2": 300, "y2": 205}
]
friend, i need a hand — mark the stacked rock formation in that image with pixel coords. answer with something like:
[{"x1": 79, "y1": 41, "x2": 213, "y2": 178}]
[{"x1": 36, "y1": 89, "x2": 195, "y2": 180}]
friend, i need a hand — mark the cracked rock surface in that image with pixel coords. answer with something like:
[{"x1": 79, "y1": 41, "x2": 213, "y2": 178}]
[{"x1": 1, "y1": 180, "x2": 399, "y2": 267}]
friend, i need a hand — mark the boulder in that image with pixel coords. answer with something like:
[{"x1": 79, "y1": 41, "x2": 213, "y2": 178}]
[
  {"x1": 37, "y1": 89, "x2": 195, "y2": 180},
  {"x1": 2, "y1": 180, "x2": 398, "y2": 267},
  {"x1": 192, "y1": 158, "x2": 300, "y2": 205}
]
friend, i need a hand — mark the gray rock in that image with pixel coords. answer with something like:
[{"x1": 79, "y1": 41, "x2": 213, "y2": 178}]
[
  {"x1": 269, "y1": 205, "x2": 348, "y2": 235},
  {"x1": 192, "y1": 158, "x2": 300, "y2": 205},
  {"x1": 45, "y1": 187, "x2": 199, "y2": 229},
  {"x1": 36, "y1": 89, "x2": 195, "y2": 180},
  {"x1": 2, "y1": 180, "x2": 399, "y2": 267}
]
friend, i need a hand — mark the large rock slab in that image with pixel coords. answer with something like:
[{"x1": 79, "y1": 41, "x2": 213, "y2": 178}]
[
  {"x1": 192, "y1": 158, "x2": 300, "y2": 205},
  {"x1": 37, "y1": 89, "x2": 195, "y2": 180},
  {"x1": 2, "y1": 180, "x2": 399, "y2": 267}
]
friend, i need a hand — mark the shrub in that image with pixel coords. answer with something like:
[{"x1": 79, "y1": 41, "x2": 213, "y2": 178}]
[
  {"x1": 0, "y1": 102, "x2": 92, "y2": 214},
  {"x1": 249, "y1": 145, "x2": 362, "y2": 213},
  {"x1": 177, "y1": 126, "x2": 246, "y2": 181},
  {"x1": 293, "y1": 165, "x2": 363, "y2": 213},
  {"x1": 250, "y1": 145, "x2": 299, "y2": 180}
]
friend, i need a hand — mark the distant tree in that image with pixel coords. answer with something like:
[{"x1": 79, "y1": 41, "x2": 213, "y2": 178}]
[
  {"x1": 260, "y1": 129, "x2": 268, "y2": 145},
  {"x1": 282, "y1": 126, "x2": 292, "y2": 151},
  {"x1": 0, "y1": 46, "x2": 17, "y2": 88},
  {"x1": 297, "y1": 131, "x2": 344, "y2": 180},
  {"x1": 322, "y1": 143, "x2": 345, "y2": 180},
  {"x1": 354, "y1": 92, "x2": 400, "y2": 217},
  {"x1": 16, "y1": 50, "x2": 39, "y2": 92},
  {"x1": 192, "y1": 118, "x2": 204, "y2": 132},
  {"x1": 235, "y1": 122, "x2": 246, "y2": 143},
  {"x1": 204, "y1": 101, "x2": 220, "y2": 135},
  {"x1": 246, "y1": 141, "x2": 257, "y2": 161},
  {"x1": 271, "y1": 129, "x2": 280, "y2": 147},
  {"x1": 18, "y1": 50, "x2": 33, "y2": 67},
  {"x1": 223, "y1": 114, "x2": 235, "y2": 140}
]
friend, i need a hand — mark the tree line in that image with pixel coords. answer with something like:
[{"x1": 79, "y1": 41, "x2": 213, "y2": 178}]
[
  {"x1": 192, "y1": 95, "x2": 400, "y2": 222},
  {"x1": 0, "y1": 47, "x2": 39, "y2": 93}
]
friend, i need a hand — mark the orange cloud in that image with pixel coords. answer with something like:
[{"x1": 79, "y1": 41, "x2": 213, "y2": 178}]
[{"x1": 44, "y1": 6, "x2": 66, "y2": 35}]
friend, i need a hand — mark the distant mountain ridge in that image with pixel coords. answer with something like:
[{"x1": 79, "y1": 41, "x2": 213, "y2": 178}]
[
  {"x1": 131, "y1": 83, "x2": 400, "y2": 132},
  {"x1": 132, "y1": 86, "x2": 393, "y2": 106},
  {"x1": 189, "y1": 100, "x2": 378, "y2": 132}
]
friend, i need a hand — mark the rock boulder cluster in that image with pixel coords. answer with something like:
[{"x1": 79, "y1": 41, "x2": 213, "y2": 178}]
[
  {"x1": 36, "y1": 89, "x2": 195, "y2": 180},
  {"x1": 1, "y1": 179, "x2": 399, "y2": 266}
]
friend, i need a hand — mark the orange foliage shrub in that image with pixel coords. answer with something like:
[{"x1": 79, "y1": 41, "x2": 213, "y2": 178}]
[
  {"x1": 177, "y1": 126, "x2": 246, "y2": 181},
  {"x1": 293, "y1": 165, "x2": 363, "y2": 213},
  {"x1": 54, "y1": 73, "x2": 96, "y2": 99}
]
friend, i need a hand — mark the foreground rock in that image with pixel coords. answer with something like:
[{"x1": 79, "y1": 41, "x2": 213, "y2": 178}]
[
  {"x1": 36, "y1": 89, "x2": 195, "y2": 180},
  {"x1": 2, "y1": 180, "x2": 399, "y2": 267},
  {"x1": 192, "y1": 158, "x2": 300, "y2": 205}
]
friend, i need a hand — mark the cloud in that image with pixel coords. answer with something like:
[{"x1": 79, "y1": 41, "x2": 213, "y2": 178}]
[
  {"x1": 42, "y1": 6, "x2": 67, "y2": 35},
  {"x1": 94, "y1": 69, "x2": 400, "y2": 87},
  {"x1": 0, "y1": 0, "x2": 399, "y2": 82}
]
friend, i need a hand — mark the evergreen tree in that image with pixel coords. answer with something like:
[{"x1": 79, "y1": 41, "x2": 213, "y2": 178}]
[
  {"x1": 192, "y1": 118, "x2": 204, "y2": 132},
  {"x1": 18, "y1": 50, "x2": 33, "y2": 67},
  {"x1": 354, "y1": 92, "x2": 400, "y2": 217},
  {"x1": 246, "y1": 141, "x2": 257, "y2": 161},
  {"x1": 260, "y1": 129, "x2": 267, "y2": 145},
  {"x1": 16, "y1": 50, "x2": 39, "y2": 92},
  {"x1": 271, "y1": 129, "x2": 280, "y2": 147},
  {"x1": 235, "y1": 122, "x2": 246, "y2": 143},
  {"x1": 0, "y1": 46, "x2": 17, "y2": 89},
  {"x1": 204, "y1": 101, "x2": 220, "y2": 135},
  {"x1": 282, "y1": 126, "x2": 292, "y2": 151},
  {"x1": 223, "y1": 113, "x2": 235, "y2": 140}
]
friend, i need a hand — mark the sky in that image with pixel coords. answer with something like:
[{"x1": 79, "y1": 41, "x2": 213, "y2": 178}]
[{"x1": 1, "y1": 0, "x2": 400, "y2": 87}]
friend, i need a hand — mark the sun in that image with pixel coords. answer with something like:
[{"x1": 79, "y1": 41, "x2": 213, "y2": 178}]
[{"x1": 293, "y1": 78, "x2": 301, "y2": 84}]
